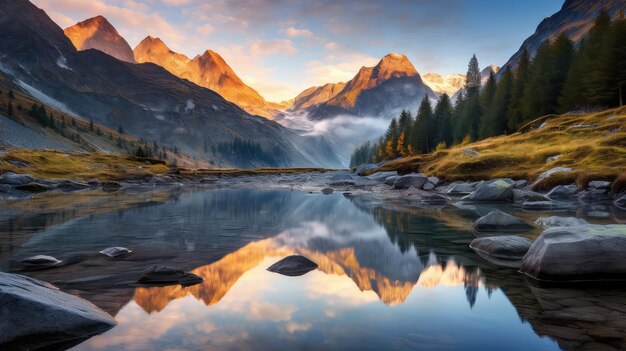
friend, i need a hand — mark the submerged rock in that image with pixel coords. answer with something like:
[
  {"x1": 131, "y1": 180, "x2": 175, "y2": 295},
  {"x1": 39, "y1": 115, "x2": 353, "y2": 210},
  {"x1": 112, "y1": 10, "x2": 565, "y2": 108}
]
[
  {"x1": 521, "y1": 200, "x2": 562, "y2": 211},
  {"x1": 14, "y1": 182, "x2": 52, "y2": 193},
  {"x1": 138, "y1": 265, "x2": 201, "y2": 285},
  {"x1": 462, "y1": 179, "x2": 514, "y2": 202},
  {"x1": 0, "y1": 272, "x2": 116, "y2": 350},
  {"x1": 19, "y1": 255, "x2": 62, "y2": 270},
  {"x1": 0, "y1": 172, "x2": 34, "y2": 185},
  {"x1": 535, "y1": 216, "x2": 588, "y2": 228},
  {"x1": 472, "y1": 210, "x2": 534, "y2": 235},
  {"x1": 267, "y1": 255, "x2": 318, "y2": 276},
  {"x1": 521, "y1": 225, "x2": 626, "y2": 282},
  {"x1": 99, "y1": 247, "x2": 132, "y2": 258},
  {"x1": 393, "y1": 174, "x2": 428, "y2": 189},
  {"x1": 470, "y1": 236, "x2": 533, "y2": 267}
]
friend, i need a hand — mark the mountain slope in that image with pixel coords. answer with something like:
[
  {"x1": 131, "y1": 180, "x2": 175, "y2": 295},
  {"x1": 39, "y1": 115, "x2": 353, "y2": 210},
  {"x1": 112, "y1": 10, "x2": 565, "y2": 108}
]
[
  {"x1": 64, "y1": 16, "x2": 136, "y2": 63},
  {"x1": 306, "y1": 53, "x2": 437, "y2": 119},
  {"x1": 422, "y1": 73, "x2": 465, "y2": 96},
  {"x1": 290, "y1": 82, "x2": 346, "y2": 111},
  {"x1": 0, "y1": 0, "x2": 341, "y2": 168},
  {"x1": 133, "y1": 36, "x2": 276, "y2": 118},
  {"x1": 500, "y1": 0, "x2": 626, "y2": 74}
]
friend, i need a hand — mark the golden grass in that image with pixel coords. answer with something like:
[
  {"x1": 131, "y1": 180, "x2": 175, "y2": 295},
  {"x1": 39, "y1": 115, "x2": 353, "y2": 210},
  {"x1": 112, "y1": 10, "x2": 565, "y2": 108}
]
[
  {"x1": 368, "y1": 107, "x2": 626, "y2": 188},
  {"x1": 0, "y1": 149, "x2": 170, "y2": 180}
]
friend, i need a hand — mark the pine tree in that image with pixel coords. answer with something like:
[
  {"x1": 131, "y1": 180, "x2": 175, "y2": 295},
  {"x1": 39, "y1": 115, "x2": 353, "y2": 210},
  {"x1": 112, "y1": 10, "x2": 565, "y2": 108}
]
[
  {"x1": 481, "y1": 69, "x2": 513, "y2": 137},
  {"x1": 433, "y1": 93, "x2": 454, "y2": 147},
  {"x1": 89, "y1": 119, "x2": 94, "y2": 132},
  {"x1": 508, "y1": 50, "x2": 530, "y2": 129},
  {"x1": 413, "y1": 95, "x2": 433, "y2": 153},
  {"x1": 466, "y1": 54, "x2": 481, "y2": 96}
]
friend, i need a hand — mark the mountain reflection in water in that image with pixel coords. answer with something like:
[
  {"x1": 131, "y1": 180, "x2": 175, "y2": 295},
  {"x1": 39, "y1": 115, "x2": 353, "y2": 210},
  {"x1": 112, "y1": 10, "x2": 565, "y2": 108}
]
[{"x1": 2, "y1": 188, "x2": 625, "y2": 350}]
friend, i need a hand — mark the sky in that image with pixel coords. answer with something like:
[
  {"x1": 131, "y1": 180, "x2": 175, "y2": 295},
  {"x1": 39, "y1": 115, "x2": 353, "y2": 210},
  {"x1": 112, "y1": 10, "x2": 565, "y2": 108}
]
[{"x1": 31, "y1": 0, "x2": 563, "y2": 102}]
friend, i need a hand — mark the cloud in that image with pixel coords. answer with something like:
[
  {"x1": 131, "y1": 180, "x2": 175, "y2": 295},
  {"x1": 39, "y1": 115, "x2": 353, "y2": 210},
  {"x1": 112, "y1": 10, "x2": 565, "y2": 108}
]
[
  {"x1": 250, "y1": 39, "x2": 297, "y2": 56},
  {"x1": 196, "y1": 23, "x2": 215, "y2": 36},
  {"x1": 162, "y1": 0, "x2": 192, "y2": 5},
  {"x1": 283, "y1": 26, "x2": 313, "y2": 38}
]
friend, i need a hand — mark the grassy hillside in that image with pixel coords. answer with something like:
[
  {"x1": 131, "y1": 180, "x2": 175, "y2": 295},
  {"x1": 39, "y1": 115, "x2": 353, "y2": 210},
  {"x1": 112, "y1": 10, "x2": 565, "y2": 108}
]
[{"x1": 366, "y1": 107, "x2": 626, "y2": 191}]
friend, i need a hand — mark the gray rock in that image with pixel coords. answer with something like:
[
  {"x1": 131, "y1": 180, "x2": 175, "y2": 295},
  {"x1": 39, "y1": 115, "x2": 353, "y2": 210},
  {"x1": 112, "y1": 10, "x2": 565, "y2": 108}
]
[
  {"x1": 19, "y1": 255, "x2": 62, "y2": 269},
  {"x1": 56, "y1": 180, "x2": 90, "y2": 192},
  {"x1": 0, "y1": 172, "x2": 34, "y2": 185},
  {"x1": 521, "y1": 225, "x2": 626, "y2": 282},
  {"x1": 422, "y1": 182, "x2": 435, "y2": 191},
  {"x1": 0, "y1": 272, "x2": 116, "y2": 350},
  {"x1": 537, "y1": 167, "x2": 572, "y2": 180},
  {"x1": 329, "y1": 172, "x2": 353, "y2": 181},
  {"x1": 472, "y1": 210, "x2": 534, "y2": 235},
  {"x1": 578, "y1": 188, "x2": 611, "y2": 203},
  {"x1": 535, "y1": 216, "x2": 588, "y2": 228},
  {"x1": 513, "y1": 189, "x2": 551, "y2": 202},
  {"x1": 462, "y1": 179, "x2": 514, "y2": 202},
  {"x1": 463, "y1": 148, "x2": 479, "y2": 157},
  {"x1": 470, "y1": 235, "x2": 533, "y2": 265},
  {"x1": 445, "y1": 182, "x2": 475, "y2": 195},
  {"x1": 321, "y1": 188, "x2": 334, "y2": 195},
  {"x1": 420, "y1": 193, "x2": 449, "y2": 206},
  {"x1": 178, "y1": 272, "x2": 204, "y2": 286},
  {"x1": 138, "y1": 265, "x2": 186, "y2": 284},
  {"x1": 513, "y1": 179, "x2": 529, "y2": 188},
  {"x1": 393, "y1": 173, "x2": 428, "y2": 189},
  {"x1": 367, "y1": 171, "x2": 397, "y2": 182},
  {"x1": 546, "y1": 184, "x2": 579, "y2": 199},
  {"x1": 614, "y1": 195, "x2": 626, "y2": 209},
  {"x1": 267, "y1": 255, "x2": 318, "y2": 276},
  {"x1": 383, "y1": 175, "x2": 400, "y2": 185},
  {"x1": 0, "y1": 184, "x2": 10, "y2": 193},
  {"x1": 354, "y1": 162, "x2": 382, "y2": 176},
  {"x1": 99, "y1": 247, "x2": 132, "y2": 258},
  {"x1": 428, "y1": 176, "x2": 441, "y2": 186},
  {"x1": 588, "y1": 180, "x2": 611, "y2": 189},
  {"x1": 87, "y1": 179, "x2": 100, "y2": 187},
  {"x1": 328, "y1": 180, "x2": 356, "y2": 186}
]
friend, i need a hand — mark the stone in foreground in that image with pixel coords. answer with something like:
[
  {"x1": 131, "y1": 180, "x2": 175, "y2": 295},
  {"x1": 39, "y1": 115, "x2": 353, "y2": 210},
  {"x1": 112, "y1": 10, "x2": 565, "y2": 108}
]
[
  {"x1": 138, "y1": 265, "x2": 202, "y2": 285},
  {"x1": 472, "y1": 210, "x2": 534, "y2": 235},
  {"x1": 535, "y1": 216, "x2": 588, "y2": 228},
  {"x1": 521, "y1": 225, "x2": 626, "y2": 282},
  {"x1": 0, "y1": 172, "x2": 34, "y2": 185},
  {"x1": 393, "y1": 174, "x2": 427, "y2": 189},
  {"x1": 470, "y1": 236, "x2": 533, "y2": 267},
  {"x1": 267, "y1": 255, "x2": 318, "y2": 277},
  {"x1": 19, "y1": 255, "x2": 62, "y2": 269},
  {"x1": 99, "y1": 247, "x2": 132, "y2": 258},
  {"x1": 0, "y1": 272, "x2": 116, "y2": 350}
]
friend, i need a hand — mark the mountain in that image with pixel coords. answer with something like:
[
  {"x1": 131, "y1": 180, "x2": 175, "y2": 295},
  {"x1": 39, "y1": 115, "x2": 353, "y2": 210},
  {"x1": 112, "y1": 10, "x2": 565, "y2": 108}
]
[
  {"x1": 422, "y1": 73, "x2": 465, "y2": 96},
  {"x1": 64, "y1": 16, "x2": 136, "y2": 63},
  {"x1": 500, "y1": 0, "x2": 626, "y2": 75},
  {"x1": 290, "y1": 82, "x2": 346, "y2": 111},
  {"x1": 480, "y1": 64, "x2": 500, "y2": 84},
  {"x1": 305, "y1": 53, "x2": 437, "y2": 119},
  {"x1": 0, "y1": 0, "x2": 341, "y2": 168},
  {"x1": 133, "y1": 36, "x2": 277, "y2": 118}
]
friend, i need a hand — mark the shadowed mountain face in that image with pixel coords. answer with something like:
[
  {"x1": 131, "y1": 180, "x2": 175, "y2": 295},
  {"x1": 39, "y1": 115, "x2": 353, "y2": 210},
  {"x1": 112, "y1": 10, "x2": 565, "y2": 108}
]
[
  {"x1": 0, "y1": 0, "x2": 341, "y2": 168},
  {"x1": 302, "y1": 53, "x2": 437, "y2": 119},
  {"x1": 290, "y1": 82, "x2": 347, "y2": 111},
  {"x1": 133, "y1": 36, "x2": 278, "y2": 118},
  {"x1": 500, "y1": 0, "x2": 626, "y2": 75},
  {"x1": 64, "y1": 16, "x2": 136, "y2": 63}
]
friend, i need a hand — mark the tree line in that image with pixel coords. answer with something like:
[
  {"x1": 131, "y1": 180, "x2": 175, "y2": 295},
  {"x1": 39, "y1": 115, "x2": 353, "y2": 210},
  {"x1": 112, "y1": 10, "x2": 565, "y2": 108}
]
[{"x1": 350, "y1": 10, "x2": 626, "y2": 167}]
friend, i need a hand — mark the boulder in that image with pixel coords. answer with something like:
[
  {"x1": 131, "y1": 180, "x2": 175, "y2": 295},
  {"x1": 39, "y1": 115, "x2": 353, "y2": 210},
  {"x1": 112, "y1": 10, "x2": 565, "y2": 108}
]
[
  {"x1": 101, "y1": 181, "x2": 122, "y2": 192},
  {"x1": 578, "y1": 189, "x2": 611, "y2": 203},
  {"x1": 329, "y1": 172, "x2": 353, "y2": 181},
  {"x1": 99, "y1": 247, "x2": 132, "y2": 258},
  {"x1": 14, "y1": 182, "x2": 52, "y2": 193},
  {"x1": 588, "y1": 180, "x2": 611, "y2": 189},
  {"x1": 0, "y1": 172, "x2": 34, "y2": 185},
  {"x1": 267, "y1": 255, "x2": 318, "y2": 276},
  {"x1": 521, "y1": 225, "x2": 626, "y2": 282},
  {"x1": 354, "y1": 162, "x2": 382, "y2": 176},
  {"x1": 367, "y1": 171, "x2": 397, "y2": 182},
  {"x1": 321, "y1": 188, "x2": 334, "y2": 195},
  {"x1": 422, "y1": 182, "x2": 435, "y2": 191},
  {"x1": 138, "y1": 265, "x2": 200, "y2": 285},
  {"x1": 393, "y1": 174, "x2": 428, "y2": 189},
  {"x1": 462, "y1": 179, "x2": 514, "y2": 202},
  {"x1": 546, "y1": 184, "x2": 579, "y2": 199},
  {"x1": 445, "y1": 182, "x2": 475, "y2": 195},
  {"x1": 383, "y1": 175, "x2": 400, "y2": 185},
  {"x1": 513, "y1": 179, "x2": 529, "y2": 188},
  {"x1": 472, "y1": 210, "x2": 534, "y2": 235},
  {"x1": 428, "y1": 176, "x2": 441, "y2": 186},
  {"x1": 0, "y1": 272, "x2": 116, "y2": 350},
  {"x1": 178, "y1": 273, "x2": 204, "y2": 286},
  {"x1": 513, "y1": 189, "x2": 550, "y2": 202},
  {"x1": 19, "y1": 255, "x2": 62, "y2": 270},
  {"x1": 535, "y1": 216, "x2": 588, "y2": 228},
  {"x1": 470, "y1": 236, "x2": 533, "y2": 267}
]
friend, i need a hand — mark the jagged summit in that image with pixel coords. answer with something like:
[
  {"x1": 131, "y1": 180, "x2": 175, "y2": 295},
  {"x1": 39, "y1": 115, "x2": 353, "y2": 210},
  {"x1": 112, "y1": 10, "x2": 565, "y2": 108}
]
[
  {"x1": 373, "y1": 52, "x2": 419, "y2": 80},
  {"x1": 64, "y1": 15, "x2": 136, "y2": 63}
]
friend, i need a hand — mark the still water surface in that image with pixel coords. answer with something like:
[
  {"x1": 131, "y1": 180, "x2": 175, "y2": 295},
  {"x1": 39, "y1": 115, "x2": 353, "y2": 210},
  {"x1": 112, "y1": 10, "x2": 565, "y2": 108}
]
[{"x1": 2, "y1": 187, "x2": 625, "y2": 350}]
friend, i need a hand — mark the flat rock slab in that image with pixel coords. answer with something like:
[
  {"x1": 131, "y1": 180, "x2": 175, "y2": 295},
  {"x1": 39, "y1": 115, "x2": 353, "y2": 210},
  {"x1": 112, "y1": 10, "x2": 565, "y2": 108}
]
[
  {"x1": 19, "y1": 255, "x2": 62, "y2": 270},
  {"x1": 0, "y1": 172, "x2": 34, "y2": 185},
  {"x1": 535, "y1": 216, "x2": 588, "y2": 228},
  {"x1": 0, "y1": 272, "x2": 116, "y2": 350},
  {"x1": 99, "y1": 247, "x2": 132, "y2": 258},
  {"x1": 470, "y1": 235, "x2": 533, "y2": 268},
  {"x1": 546, "y1": 184, "x2": 579, "y2": 199},
  {"x1": 473, "y1": 210, "x2": 534, "y2": 235},
  {"x1": 138, "y1": 265, "x2": 202, "y2": 286},
  {"x1": 267, "y1": 255, "x2": 318, "y2": 277},
  {"x1": 462, "y1": 179, "x2": 514, "y2": 202},
  {"x1": 521, "y1": 225, "x2": 626, "y2": 282},
  {"x1": 394, "y1": 174, "x2": 427, "y2": 189}
]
